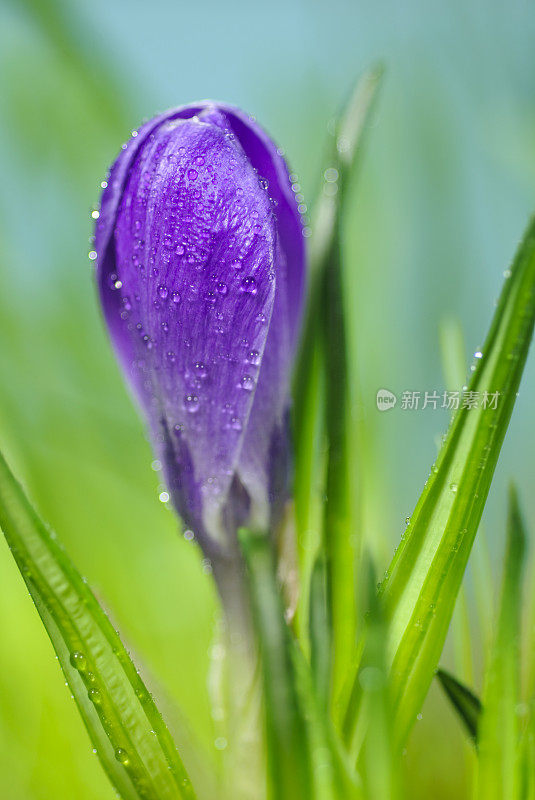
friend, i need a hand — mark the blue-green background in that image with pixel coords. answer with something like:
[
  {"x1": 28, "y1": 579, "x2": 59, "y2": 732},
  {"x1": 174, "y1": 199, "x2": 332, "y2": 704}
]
[{"x1": 1, "y1": 1, "x2": 534, "y2": 797}]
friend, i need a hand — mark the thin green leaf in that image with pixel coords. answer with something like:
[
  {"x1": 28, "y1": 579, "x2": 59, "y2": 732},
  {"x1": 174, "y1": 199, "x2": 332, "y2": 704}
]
[
  {"x1": 436, "y1": 668, "x2": 481, "y2": 742},
  {"x1": 240, "y1": 528, "x2": 361, "y2": 800},
  {"x1": 439, "y1": 318, "x2": 475, "y2": 684},
  {"x1": 0, "y1": 449, "x2": 195, "y2": 800},
  {"x1": 309, "y1": 553, "x2": 331, "y2": 711},
  {"x1": 475, "y1": 485, "x2": 527, "y2": 800},
  {"x1": 343, "y1": 216, "x2": 535, "y2": 754},
  {"x1": 293, "y1": 65, "x2": 383, "y2": 701},
  {"x1": 239, "y1": 529, "x2": 312, "y2": 800},
  {"x1": 358, "y1": 559, "x2": 400, "y2": 800}
]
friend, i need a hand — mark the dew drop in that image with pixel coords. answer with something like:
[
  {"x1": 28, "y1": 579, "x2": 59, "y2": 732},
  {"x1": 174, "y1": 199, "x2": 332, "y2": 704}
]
[
  {"x1": 114, "y1": 748, "x2": 130, "y2": 766},
  {"x1": 216, "y1": 281, "x2": 228, "y2": 295},
  {"x1": 184, "y1": 394, "x2": 199, "y2": 413},
  {"x1": 195, "y1": 156, "x2": 205, "y2": 166},
  {"x1": 247, "y1": 350, "x2": 261, "y2": 365},
  {"x1": 450, "y1": 483, "x2": 458, "y2": 493},
  {"x1": 88, "y1": 688, "x2": 101, "y2": 704},
  {"x1": 158, "y1": 285, "x2": 168, "y2": 300},
  {"x1": 70, "y1": 651, "x2": 87, "y2": 672},
  {"x1": 240, "y1": 276, "x2": 257, "y2": 294},
  {"x1": 159, "y1": 491, "x2": 170, "y2": 503},
  {"x1": 184, "y1": 529, "x2": 195, "y2": 541},
  {"x1": 194, "y1": 362, "x2": 208, "y2": 379},
  {"x1": 324, "y1": 167, "x2": 339, "y2": 183},
  {"x1": 172, "y1": 291, "x2": 181, "y2": 304},
  {"x1": 240, "y1": 375, "x2": 255, "y2": 391},
  {"x1": 187, "y1": 168, "x2": 198, "y2": 181}
]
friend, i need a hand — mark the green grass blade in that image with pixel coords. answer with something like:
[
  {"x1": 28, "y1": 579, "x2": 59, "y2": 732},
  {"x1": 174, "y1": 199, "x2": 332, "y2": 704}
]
[
  {"x1": 343, "y1": 216, "x2": 535, "y2": 754},
  {"x1": 359, "y1": 560, "x2": 400, "y2": 800},
  {"x1": 436, "y1": 669, "x2": 481, "y2": 742},
  {"x1": 439, "y1": 318, "x2": 475, "y2": 685},
  {"x1": 239, "y1": 529, "x2": 312, "y2": 800},
  {"x1": 309, "y1": 553, "x2": 331, "y2": 710},
  {"x1": 240, "y1": 529, "x2": 362, "y2": 800},
  {"x1": 475, "y1": 485, "x2": 527, "y2": 800},
  {"x1": 0, "y1": 449, "x2": 195, "y2": 800},
  {"x1": 293, "y1": 65, "x2": 383, "y2": 701}
]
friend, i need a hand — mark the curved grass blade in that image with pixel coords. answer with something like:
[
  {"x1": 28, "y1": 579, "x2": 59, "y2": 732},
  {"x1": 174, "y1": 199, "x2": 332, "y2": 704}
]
[
  {"x1": 436, "y1": 668, "x2": 481, "y2": 742},
  {"x1": 293, "y1": 64, "x2": 383, "y2": 699},
  {"x1": 343, "y1": 216, "x2": 535, "y2": 754},
  {"x1": 475, "y1": 485, "x2": 526, "y2": 800},
  {"x1": 0, "y1": 449, "x2": 195, "y2": 800}
]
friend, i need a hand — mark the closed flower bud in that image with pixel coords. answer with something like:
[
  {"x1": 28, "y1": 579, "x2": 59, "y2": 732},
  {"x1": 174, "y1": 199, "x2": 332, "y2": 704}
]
[{"x1": 95, "y1": 102, "x2": 305, "y2": 555}]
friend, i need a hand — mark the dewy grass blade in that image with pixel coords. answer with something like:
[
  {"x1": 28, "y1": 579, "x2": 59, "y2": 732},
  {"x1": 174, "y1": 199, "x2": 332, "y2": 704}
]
[
  {"x1": 239, "y1": 529, "x2": 312, "y2": 800},
  {"x1": 342, "y1": 217, "x2": 535, "y2": 754},
  {"x1": 358, "y1": 560, "x2": 400, "y2": 800},
  {"x1": 439, "y1": 319, "x2": 475, "y2": 684},
  {"x1": 240, "y1": 528, "x2": 361, "y2": 800},
  {"x1": 0, "y1": 450, "x2": 195, "y2": 800},
  {"x1": 436, "y1": 669, "x2": 481, "y2": 743},
  {"x1": 293, "y1": 65, "x2": 383, "y2": 701},
  {"x1": 475, "y1": 485, "x2": 526, "y2": 800}
]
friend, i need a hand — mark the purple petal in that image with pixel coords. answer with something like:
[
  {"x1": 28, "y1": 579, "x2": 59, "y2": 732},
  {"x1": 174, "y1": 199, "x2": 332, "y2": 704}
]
[{"x1": 95, "y1": 103, "x2": 305, "y2": 552}]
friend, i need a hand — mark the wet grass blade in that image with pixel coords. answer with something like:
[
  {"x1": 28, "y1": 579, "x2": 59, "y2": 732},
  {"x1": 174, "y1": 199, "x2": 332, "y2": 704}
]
[
  {"x1": 239, "y1": 529, "x2": 360, "y2": 800},
  {"x1": 358, "y1": 559, "x2": 400, "y2": 800},
  {"x1": 436, "y1": 669, "x2": 481, "y2": 742},
  {"x1": 475, "y1": 485, "x2": 526, "y2": 800},
  {"x1": 342, "y1": 217, "x2": 535, "y2": 754},
  {"x1": 293, "y1": 65, "x2": 383, "y2": 702},
  {"x1": 239, "y1": 529, "x2": 312, "y2": 800},
  {"x1": 0, "y1": 449, "x2": 195, "y2": 800}
]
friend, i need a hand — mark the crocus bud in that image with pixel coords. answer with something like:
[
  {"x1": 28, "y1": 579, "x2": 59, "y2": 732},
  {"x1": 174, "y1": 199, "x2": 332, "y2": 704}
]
[{"x1": 95, "y1": 103, "x2": 305, "y2": 555}]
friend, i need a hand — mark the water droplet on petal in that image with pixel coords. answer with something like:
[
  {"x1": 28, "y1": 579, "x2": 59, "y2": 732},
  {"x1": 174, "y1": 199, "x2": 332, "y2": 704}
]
[
  {"x1": 240, "y1": 276, "x2": 257, "y2": 294},
  {"x1": 247, "y1": 350, "x2": 261, "y2": 365},
  {"x1": 194, "y1": 362, "x2": 208, "y2": 379},
  {"x1": 184, "y1": 394, "x2": 199, "y2": 413}
]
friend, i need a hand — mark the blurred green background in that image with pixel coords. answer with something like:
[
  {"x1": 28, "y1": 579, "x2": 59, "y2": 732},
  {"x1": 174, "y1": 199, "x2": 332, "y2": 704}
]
[{"x1": 1, "y1": 0, "x2": 535, "y2": 797}]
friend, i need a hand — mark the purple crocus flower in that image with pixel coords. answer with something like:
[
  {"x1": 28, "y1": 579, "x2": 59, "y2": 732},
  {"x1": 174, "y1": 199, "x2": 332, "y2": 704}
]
[{"x1": 95, "y1": 103, "x2": 305, "y2": 558}]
